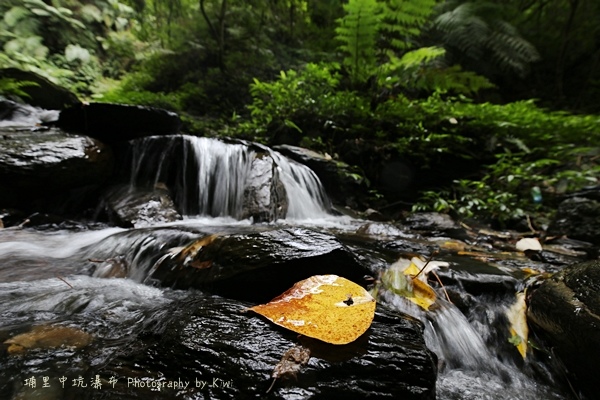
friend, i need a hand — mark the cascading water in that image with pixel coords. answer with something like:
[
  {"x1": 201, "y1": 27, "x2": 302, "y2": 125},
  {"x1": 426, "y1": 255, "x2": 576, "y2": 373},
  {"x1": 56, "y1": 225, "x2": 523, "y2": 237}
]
[
  {"x1": 0, "y1": 124, "x2": 580, "y2": 398},
  {"x1": 126, "y1": 135, "x2": 330, "y2": 220},
  {"x1": 379, "y1": 286, "x2": 569, "y2": 400}
]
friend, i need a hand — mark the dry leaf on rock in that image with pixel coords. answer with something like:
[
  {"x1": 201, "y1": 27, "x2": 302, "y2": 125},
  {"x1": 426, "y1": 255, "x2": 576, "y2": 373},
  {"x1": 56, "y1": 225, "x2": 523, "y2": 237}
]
[
  {"x1": 4, "y1": 325, "x2": 92, "y2": 355},
  {"x1": 267, "y1": 346, "x2": 311, "y2": 393},
  {"x1": 249, "y1": 275, "x2": 376, "y2": 345}
]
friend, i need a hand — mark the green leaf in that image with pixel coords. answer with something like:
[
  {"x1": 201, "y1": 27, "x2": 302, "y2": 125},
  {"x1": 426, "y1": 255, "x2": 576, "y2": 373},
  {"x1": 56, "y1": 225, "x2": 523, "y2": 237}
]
[{"x1": 4, "y1": 7, "x2": 31, "y2": 27}]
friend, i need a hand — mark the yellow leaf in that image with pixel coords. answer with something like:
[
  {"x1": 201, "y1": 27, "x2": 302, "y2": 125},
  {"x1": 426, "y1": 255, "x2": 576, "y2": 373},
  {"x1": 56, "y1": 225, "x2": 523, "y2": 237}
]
[
  {"x1": 249, "y1": 275, "x2": 376, "y2": 345},
  {"x1": 409, "y1": 278, "x2": 437, "y2": 310},
  {"x1": 404, "y1": 261, "x2": 421, "y2": 276},
  {"x1": 440, "y1": 240, "x2": 466, "y2": 251},
  {"x1": 506, "y1": 291, "x2": 528, "y2": 359},
  {"x1": 4, "y1": 325, "x2": 92, "y2": 355},
  {"x1": 381, "y1": 257, "x2": 440, "y2": 311}
]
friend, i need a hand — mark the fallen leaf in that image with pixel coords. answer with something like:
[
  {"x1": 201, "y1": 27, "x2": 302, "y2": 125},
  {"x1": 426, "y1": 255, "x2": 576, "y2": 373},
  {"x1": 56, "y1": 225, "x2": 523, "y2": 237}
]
[
  {"x1": 380, "y1": 256, "x2": 448, "y2": 310},
  {"x1": 168, "y1": 234, "x2": 219, "y2": 267},
  {"x1": 249, "y1": 275, "x2": 375, "y2": 345},
  {"x1": 440, "y1": 240, "x2": 466, "y2": 252},
  {"x1": 516, "y1": 238, "x2": 542, "y2": 252},
  {"x1": 267, "y1": 346, "x2": 311, "y2": 393},
  {"x1": 506, "y1": 291, "x2": 528, "y2": 359},
  {"x1": 4, "y1": 325, "x2": 92, "y2": 355}
]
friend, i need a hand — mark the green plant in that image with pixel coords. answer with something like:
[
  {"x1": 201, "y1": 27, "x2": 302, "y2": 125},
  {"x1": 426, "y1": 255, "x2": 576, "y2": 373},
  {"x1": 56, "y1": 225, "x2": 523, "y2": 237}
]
[
  {"x1": 0, "y1": 77, "x2": 38, "y2": 98},
  {"x1": 241, "y1": 62, "x2": 371, "y2": 144},
  {"x1": 335, "y1": 0, "x2": 381, "y2": 85},
  {"x1": 412, "y1": 97, "x2": 600, "y2": 224},
  {"x1": 380, "y1": 0, "x2": 437, "y2": 51},
  {"x1": 432, "y1": 1, "x2": 540, "y2": 77}
]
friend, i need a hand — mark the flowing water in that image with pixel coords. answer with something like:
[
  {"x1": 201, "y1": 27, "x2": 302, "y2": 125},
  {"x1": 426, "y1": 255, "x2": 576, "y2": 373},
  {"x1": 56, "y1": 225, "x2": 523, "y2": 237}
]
[
  {"x1": 0, "y1": 135, "x2": 573, "y2": 399},
  {"x1": 126, "y1": 135, "x2": 330, "y2": 219}
]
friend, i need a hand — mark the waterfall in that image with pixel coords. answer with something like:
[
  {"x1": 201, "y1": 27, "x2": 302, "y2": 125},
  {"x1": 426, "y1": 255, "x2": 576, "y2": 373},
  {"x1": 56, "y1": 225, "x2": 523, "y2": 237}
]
[
  {"x1": 127, "y1": 135, "x2": 330, "y2": 220},
  {"x1": 379, "y1": 289, "x2": 568, "y2": 400}
]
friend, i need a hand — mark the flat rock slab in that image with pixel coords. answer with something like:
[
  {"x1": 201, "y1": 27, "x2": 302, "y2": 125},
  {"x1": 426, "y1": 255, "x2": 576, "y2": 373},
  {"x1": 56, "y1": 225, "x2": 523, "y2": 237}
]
[
  {"x1": 57, "y1": 102, "x2": 181, "y2": 142},
  {"x1": 99, "y1": 295, "x2": 437, "y2": 399},
  {"x1": 0, "y1": 129, "x2": 113, "y2": 206},
  {"x1": 152, "y1": 227, "x2": 373, "y2": 302}
]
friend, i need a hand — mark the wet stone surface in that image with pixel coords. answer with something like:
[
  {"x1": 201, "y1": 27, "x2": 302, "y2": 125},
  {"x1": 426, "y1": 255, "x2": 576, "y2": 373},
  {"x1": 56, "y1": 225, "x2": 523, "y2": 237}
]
[
  {"x1": 99, "y1": 295, "x2": 437, "y2": 400},
  {"x1": 527, "y1": 260, "x2": 600, "y2": 400},
  {"x1": 152, "y1": 227, "x2": 373, "y2": 303}
]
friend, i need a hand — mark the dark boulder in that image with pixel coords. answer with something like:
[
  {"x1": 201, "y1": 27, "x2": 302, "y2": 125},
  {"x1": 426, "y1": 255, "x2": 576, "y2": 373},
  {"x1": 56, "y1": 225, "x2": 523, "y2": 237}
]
[
  {"x1": 403, "y1": 212, "x2": 460, "y2": 233},
  {"x1": 241, "y1": 152, "x2": 288, "y2": 222},
  {"x1": 527, "y1": 260, "x2": 600, "y2": 399},
  {"x1": 0, "y1": 128, "x2": 114, "y2": 208},
  {"x1": 0, "y1": 68, "x2": 80, "y2": 110},
  {"x1": 548, "y1": 196, "x2": 600, "y2": 244},
  {"x1": 151, "y1": 227, "x2": 373, "y2": 302},
  {"x1": 100, "y1": 294, "x2": 437, "y2": 400},
  {"x1": 101, "y1": 184, "x2": 183, "y2": 228},
  {"x1": 57, "y1": 102, "x2": 181, "y2": 142},
  {"x1": 274, "y1": 144, "x2": 369, "y2": 209}
]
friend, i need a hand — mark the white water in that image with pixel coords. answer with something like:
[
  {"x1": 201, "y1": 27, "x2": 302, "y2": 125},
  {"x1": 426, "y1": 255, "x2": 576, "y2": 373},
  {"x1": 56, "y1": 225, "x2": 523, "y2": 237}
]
[
  {"x1": 0, "y1": 99, "x2": 59, "y2": 128},
  {"x1": 128, "y1": 135, "x2": 330, "y2": 220},
  {"x1": 379, "y1": 287, "x2": 568, "y2": 400}
]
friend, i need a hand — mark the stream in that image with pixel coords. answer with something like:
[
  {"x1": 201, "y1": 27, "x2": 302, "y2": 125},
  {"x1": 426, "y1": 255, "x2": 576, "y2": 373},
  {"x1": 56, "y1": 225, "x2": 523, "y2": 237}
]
[{"x1": 0, "y1": 133, "x2": 577, "y2": 399}]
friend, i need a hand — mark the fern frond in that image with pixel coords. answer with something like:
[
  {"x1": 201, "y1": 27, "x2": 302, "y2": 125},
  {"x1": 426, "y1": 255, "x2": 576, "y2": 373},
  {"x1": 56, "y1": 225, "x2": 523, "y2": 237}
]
[
  {"x1": 335, "y1": 0, "x2": 381, "y2": 84},
  {"x1": 381, "y1": 0, "x2": 437, "y2": 50},
  {"x1": 433, "y1": 1, "x2": 539, "y2": 77}
]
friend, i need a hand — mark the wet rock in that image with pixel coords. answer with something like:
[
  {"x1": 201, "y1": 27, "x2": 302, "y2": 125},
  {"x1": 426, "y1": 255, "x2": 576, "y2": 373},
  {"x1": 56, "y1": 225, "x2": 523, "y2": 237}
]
[
  {"x1": 435, "y1": 255, "x2": 519, "y2": 296},
  {"x1": 241, "y1": 152, "x2": 288, "y2": 222},
  {"x1": 548, "y1": 196, "x2": 600, "y2": 244},
  {"x1": 152, "y1": 228, "x2": 373, "y2": 302},
  {"x1": 403, "y1": 212, "x2": 462, "y2": 234},
  {"x1": 274, "y1": 144, "x2": 369, "y2": 209},
  {"x1": 0, "y1": 129, "x2": 114, "y2": 208},
  {"x1": 0, "y1": 68, "x2": 80, "y2": 110},
  {"x1": 101, "y1": 295, "x2": 437, "y2": 399},
  {"x1": 101, "y1": 184, "x2": 183, "y2": 228},
  {"x1": 527, "y1": 260, "x2": 600, "y2": 399},
  {"x1": 57, "y1": 102, "x2": 182, "y2": 142}
]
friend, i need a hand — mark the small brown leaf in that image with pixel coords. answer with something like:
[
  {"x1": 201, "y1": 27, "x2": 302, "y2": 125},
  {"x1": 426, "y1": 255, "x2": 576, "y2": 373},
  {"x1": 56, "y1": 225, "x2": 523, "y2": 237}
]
[{"x1": 267, "y1": 346, "x2": 311, "y2": 393}]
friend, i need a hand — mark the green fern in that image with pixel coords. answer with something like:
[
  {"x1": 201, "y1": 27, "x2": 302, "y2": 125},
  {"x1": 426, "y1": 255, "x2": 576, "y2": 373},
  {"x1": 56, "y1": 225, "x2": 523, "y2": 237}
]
[
  {"x1": 381, "y1": 0, "x2": 437, "y2": 50},
  {"x1": 433, "y1": 1, "x2": 539, "y2": 77},
  {"x1": 380, "y1": 46, "x2": 495, "y2": 95},
  {"x1": 335, "y1": 0, "x2": 381, "y2": 84}
]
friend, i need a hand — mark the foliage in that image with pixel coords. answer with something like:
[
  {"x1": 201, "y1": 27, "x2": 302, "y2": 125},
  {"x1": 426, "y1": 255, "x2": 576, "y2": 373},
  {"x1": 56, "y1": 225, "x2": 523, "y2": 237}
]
[
  {"x1": 412, "y1": 99, "x2": 600, "y2": 222},
  {"x1": 380, "y1": 0, "x2": 437, "y2": 51},
  {"x1": 335, "y1": 0, "x2": 381, "y2": 84},
  {"x1": 240, "y1": 62, "x2": 370, "y2": 146},
  {"x1": 0, "y1": 0, "x2": 142, "y2": 96},
  {"x1": 0, "y1": 78, "x2": 38, "y2": 98},
  {"x1": 379, "y1": 47, "x2": 495, "y2": 95},
  {"x1": 432, "y1": 1, "x2": 540, "y2": 77}
]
